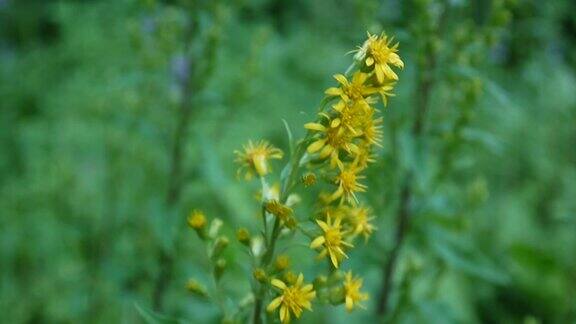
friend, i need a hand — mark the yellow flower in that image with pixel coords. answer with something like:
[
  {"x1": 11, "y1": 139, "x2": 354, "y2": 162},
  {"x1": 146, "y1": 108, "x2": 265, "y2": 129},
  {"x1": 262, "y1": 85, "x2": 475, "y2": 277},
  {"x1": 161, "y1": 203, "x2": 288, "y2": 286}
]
[
  {"x1": 267, "y1": 274, "x2": 316, "y2": 323},
  {"x1": 187, "y1": 210, "x2": 207, "y2": 229},
  {"x1": 329, "y1": 164, "x2": 367, "y2": 205},
  {"x1": 353, "y1": 143, "x2": 377, "y2": 170},
  {"x1": 265, "y1": 200, "x2": 296, "y2": 228},
  {"x1": 310, "y1": 214, "x2": 353, "y2": 268},
  {"x1": 301, "y1": 173, "x2": 317, "y2": 187},
  {"x1": 362, "y1": 115, "x2": 384, "y2": 147},
  {"x1": 343, "y1": 272, "x2": 369, "y2": 312},
  {"x1": 361, "y1": 32, "x2": 404, "y2": 83},
  {"x1": 349, "y1": 206, "x2": 376, "y2": 240},
  {"x1": 234, "y1": 140, "x2": 283, "y2": 180},
  {"x1": 305, "y1": 116, "x2": 360, "y2": 169},
  {"x1": 325, "y1": 72, "x2": 378, "y2": 101}
]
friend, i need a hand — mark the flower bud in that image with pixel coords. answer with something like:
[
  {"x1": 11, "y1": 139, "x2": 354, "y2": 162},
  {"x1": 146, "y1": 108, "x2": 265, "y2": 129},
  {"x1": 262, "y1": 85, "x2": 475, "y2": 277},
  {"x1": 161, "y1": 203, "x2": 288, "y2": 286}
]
[
  {"x1": 329, "y1": 286, "x2": 345, "y2": 305},
  {"x1": 283, "y1": 271, "x2": 297, "y2": 285},
  {"x1": 274, "y1": 255, "x2": 290, "y2": 272},
  {"x1": 188, "y1": 210, "x2": 207, "y2": 239},
  {"x1": 214, "y1": 258, "x2": 227, "y2": 281},
  {"x1": 211, "y1": 236, "x2": 229, "y2": 259},
  {"x1": 302, "y1": 173, "x2": 317, "y2": 187},
  {"x1": 186, "y1": 279, "x2": 208, "y2": 297},
  {"x1": 253, "y1": 268, "x2": 267, "y2": 283},
  {"x1": 236, "y1": 228, "x2": 251, "y2": 246},
  {"x1": 251, "y1": 236, "x2": 265, "y2": 258},
  {"x1": 314, "y1": 275, "x2": 328, "y2": 287},
  {"x1": 208, "y1": 218, "x2": 224, "y2": 239}
]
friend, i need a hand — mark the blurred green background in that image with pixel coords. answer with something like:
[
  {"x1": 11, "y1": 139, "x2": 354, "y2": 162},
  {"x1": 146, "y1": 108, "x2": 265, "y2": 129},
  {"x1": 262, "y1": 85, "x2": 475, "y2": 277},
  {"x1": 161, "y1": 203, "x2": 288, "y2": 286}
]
[{"x1": 1, "y1": 0, "x2": 575, "y2": 323}]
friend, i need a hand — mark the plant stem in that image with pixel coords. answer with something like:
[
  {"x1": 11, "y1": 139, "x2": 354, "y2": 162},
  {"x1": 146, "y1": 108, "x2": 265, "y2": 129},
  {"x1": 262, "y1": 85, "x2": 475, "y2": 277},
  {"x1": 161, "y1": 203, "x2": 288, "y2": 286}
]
[
  {"x1": 152, "y1": 56, "x2": 195, "y2": 312},
  {"x1": 252, "y1": 135, "x2": 310, "y2": 323}
]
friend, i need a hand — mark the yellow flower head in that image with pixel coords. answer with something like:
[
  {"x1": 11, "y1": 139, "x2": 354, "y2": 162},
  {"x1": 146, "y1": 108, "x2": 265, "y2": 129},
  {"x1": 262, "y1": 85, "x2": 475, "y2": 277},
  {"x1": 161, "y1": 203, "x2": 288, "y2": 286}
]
[
  {"x1": 349, "y1": 206, "x2": 377, "y2": 240},
  {"x1": 301, "y1": 173, "x2": 317, "y2": 187},
  {"x1": 329, "y1": 164, "x2": 367, "y2": 205},
  {"x1": 305, "y1": 116, "x2": 360, "y2": 169},
  {"x1": 360, "y1": 32, "x2": 404, "y2": 83},
  {"x1": 267, "y1": 274, "x2": 316, "y2": 324},
  {"x1": 343, "y1": 272, "x2": 369, "y2": 312},
  {"x1": 362, "y1": 116, "x2": 384, "y2": 147},
  {"x1": 325, "y1": 72, "x2": 377, "y2": 101},
  {"x1": 187, "y1": 210, "x2": 207, "y2": 230},
  {"x1": 234, "y1": 140, "x2": 283, "y2": 180},
  {"x1": 353, "y1": 143, "x2": 377, "y2": 170},
  {"x1": 310, "y1": 214, "x2": 353, "y2": 268},
  {"x1": 265, "y1": 200, "x2": 296, "y2": 229}
]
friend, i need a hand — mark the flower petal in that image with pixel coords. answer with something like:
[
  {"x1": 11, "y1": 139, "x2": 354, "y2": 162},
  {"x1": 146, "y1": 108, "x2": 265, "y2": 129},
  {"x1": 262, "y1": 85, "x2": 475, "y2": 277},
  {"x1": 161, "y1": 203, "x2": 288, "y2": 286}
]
[
  {"x1": 267, "y1": 296, "x2": 283, "y2": 312},
  {"x1": 310, "y1": 236, "x2": 325, "y2": 249},
  {"x1": 271, "y1": 279, "x2": 287, "y2": 290}
]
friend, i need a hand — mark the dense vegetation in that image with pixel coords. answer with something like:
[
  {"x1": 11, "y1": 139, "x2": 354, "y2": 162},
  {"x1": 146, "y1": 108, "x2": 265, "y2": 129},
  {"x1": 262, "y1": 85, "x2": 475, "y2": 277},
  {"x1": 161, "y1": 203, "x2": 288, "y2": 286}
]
[{"x1": 1, "y1": 0, "x2": 575, "y2": 323}]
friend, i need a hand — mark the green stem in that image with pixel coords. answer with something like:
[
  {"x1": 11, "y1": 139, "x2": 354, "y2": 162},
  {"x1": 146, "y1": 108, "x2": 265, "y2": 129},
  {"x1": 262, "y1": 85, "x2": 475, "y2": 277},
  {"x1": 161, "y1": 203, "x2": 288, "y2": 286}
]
[{"x1": 251, "y1": 94, "x2": 333, "y2": 323}]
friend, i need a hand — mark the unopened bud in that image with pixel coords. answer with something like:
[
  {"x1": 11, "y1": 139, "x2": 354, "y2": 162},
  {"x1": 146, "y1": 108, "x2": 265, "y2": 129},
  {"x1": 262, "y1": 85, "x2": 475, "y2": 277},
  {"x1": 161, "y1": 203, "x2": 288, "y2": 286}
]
[
  {"x1": 302, "y1": 173, "x2": 317, "y2": 187},
  {"x1": 188, "y1": 210, "x2": 207, "y2": 239},
  {"x1": 208, "y1": 218, "x2": 224, "y2": 239},
  {"x1": 253, "y1": 268, "x2": 267, "y2": 283},
  {"x1": 314, "y1": 275, "x2": 328, "y2": 287},
  {"x1": 211, "y1": 236, "x2": 229, "y2": 259},
  {"x1": 283, "y1": 271, "x2": 297, "y2": 285},
  {"x1": 329, "y1": 286, "x2": 345, "y2": 305},
  {"x1": 236, "y1": 228, "x2": 251, "y2": 246},
  {"x1": 214, "y1": 258, "x2": 227, "y2": 280},
  {"x1": 274, "y1": 255, "x2": 290, "y2": 272},
  {"x1": 186, "y1": 279, "x2": 208, "y2": 297}
]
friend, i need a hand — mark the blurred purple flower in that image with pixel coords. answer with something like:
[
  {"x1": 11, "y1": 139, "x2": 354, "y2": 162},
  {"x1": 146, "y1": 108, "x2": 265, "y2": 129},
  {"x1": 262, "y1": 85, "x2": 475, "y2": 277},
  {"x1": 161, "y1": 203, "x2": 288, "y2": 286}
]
[
  {"x1": 141, "y1": 16, "x2": 156, "y2": 35},
  {"x1": 171, "y1": 54, "x2": 190, "y2": 84}
]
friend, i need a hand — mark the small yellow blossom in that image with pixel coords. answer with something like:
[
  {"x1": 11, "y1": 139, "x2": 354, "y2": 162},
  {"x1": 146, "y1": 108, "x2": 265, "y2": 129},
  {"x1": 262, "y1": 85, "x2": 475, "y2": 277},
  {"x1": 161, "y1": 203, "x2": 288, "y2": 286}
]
[
  {"x1": 188, "y1": 210, "x2": 207, "y2": 229},
  {"x1": 343, "y1": 272, "x2": 369, "y2": 312},
  {"x1": 360, "y1": 32, "x2": 404, "y2": 83},
  {"x1": 301, "y1": 173, "x2": 317, "y2": 187},
  {"x1": 234, "y1": 140, "x2": 283, "y2": 180},
  {"x1": 325, "y1": 72, "x2": 377, "y2": 101},
  {"x1": 353, "y1": 144, "x2": 377, "y2": 170},
  {"x1": 349, "y1": 206, "x2": 376, "y2": 240},
  {"x1": 329, "y1": 164, "x2": 367, "y2": 205},
  {"x1": 265, "y1": 200, "x2": 296, "y2": 228},
  {"x1": 267, "y1": 274, "x2": 316, "y2": 323},
  {"x1": 305, "y1": 117, "x2": 360, "y2": 169},
  {"x1": 310, "y1": 214, "x2": 353, "y2": 268}
]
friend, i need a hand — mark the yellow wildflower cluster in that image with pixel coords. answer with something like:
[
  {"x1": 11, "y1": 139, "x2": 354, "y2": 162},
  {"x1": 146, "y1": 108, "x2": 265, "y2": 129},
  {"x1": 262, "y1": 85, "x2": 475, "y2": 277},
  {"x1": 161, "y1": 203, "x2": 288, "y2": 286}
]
[
  {"x1": 305, "y1": 32, "x2": 403, "y2": 208},
  {"x1": 227, "y1": 32, "x2": 402, "y2": 323}
]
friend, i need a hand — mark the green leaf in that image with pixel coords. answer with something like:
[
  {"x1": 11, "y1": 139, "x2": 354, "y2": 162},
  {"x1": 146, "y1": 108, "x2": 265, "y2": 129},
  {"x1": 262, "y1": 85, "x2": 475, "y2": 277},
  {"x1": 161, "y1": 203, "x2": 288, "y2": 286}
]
[
  {"x1": 134, "y1": 302, "x2": 183, "y2": 324},
  {"x1": 282, "y1": 118, "x2": 295, "y2": 157}
]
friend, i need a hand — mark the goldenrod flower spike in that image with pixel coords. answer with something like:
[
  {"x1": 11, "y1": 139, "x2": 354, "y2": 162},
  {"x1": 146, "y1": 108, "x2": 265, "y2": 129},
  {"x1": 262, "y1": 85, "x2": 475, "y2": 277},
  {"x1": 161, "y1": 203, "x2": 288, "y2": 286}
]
[
  {"x1": 310, "y1": 214, "x2": 353, "y2": 268},
  {"x1": 343, "y1": 272, "x2": 369, "y2": 312},
  {"x1": 267, "y1": 274, "x2": 316, "y2": 323},
  {"x1": 234, "y1": 140, "x2": 283, "y2": 180}
]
